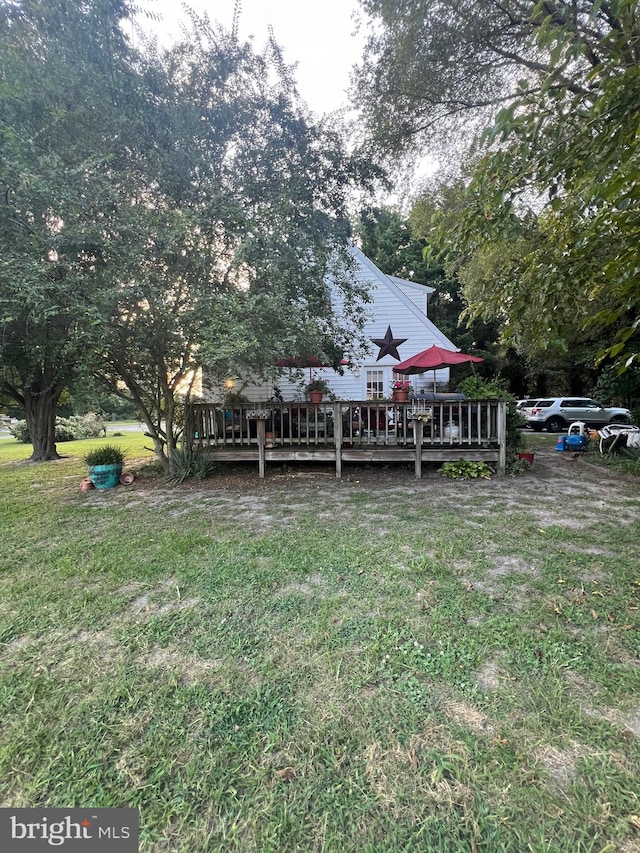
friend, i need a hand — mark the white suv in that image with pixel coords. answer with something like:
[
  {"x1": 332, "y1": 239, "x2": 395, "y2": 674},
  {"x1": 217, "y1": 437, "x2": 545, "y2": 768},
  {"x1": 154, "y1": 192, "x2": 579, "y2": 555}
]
[{"x1": 526, "y1": 398, "x2": 631, "y2": 432}]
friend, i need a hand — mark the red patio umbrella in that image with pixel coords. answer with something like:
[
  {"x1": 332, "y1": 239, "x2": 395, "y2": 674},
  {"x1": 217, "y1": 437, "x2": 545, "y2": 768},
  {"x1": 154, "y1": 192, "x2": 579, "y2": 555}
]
[{"x1": 394, "y1": 345, "x2": 483, "y2": 391}]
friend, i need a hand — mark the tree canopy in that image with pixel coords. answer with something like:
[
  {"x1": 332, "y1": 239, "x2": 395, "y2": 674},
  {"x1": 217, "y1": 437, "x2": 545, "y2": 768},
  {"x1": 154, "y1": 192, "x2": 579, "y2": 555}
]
[
  {"x1": 354, "y1": 0, "x2": 630, "y2": 162},
  {"x1": 355, "y1": 0, "x2": 640, "y2": 377},
  {"x1": 1, "y1": 0, "x2": 378, "y2": 465},
  {"x1": 0, "y1": 0, "x2": 138, "y2": 459},
  {"x1": 439, "y1": 0, "x2": 640, "y2": 370}
]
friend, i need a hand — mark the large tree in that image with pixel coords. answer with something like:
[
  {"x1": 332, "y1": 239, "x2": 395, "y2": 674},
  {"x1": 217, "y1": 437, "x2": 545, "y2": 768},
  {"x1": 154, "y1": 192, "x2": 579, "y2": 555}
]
[
  {"x1": 86, "y1": 19, "x2": 376, "y2": 470},
  {"x1": 0, "y1": 0, "x2": 140, "y2": 460},
  {"x1": 359, "y1": 206, "x2": 433, "y2": 281},
  {"x1": 437, "y1": 2, "x2": 640, "y2": 371},
  {"x1": 353, "y1": 0, "x2": 623, "y2": 163},
  {"x1": 1, "y1": 1, "x2": 377, "y2": 466},
  {"x1": 354, "y1": 0, "x2": 640, "y2": 374}
]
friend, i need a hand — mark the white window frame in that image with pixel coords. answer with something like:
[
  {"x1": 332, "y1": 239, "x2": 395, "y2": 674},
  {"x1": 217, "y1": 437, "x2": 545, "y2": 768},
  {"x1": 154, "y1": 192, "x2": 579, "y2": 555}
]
[{"x1": 365, "y1": 369, "x2": 385, "y2": 400}]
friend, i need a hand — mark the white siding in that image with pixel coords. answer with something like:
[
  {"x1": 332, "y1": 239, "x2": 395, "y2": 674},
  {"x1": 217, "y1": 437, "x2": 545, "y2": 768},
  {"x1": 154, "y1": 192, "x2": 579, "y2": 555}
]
[
  {"x1": 389, "y1": 277, "x2": 433, "y2": 316},
  {"x1": 202, "y1": 246, "x2": 458, "y2": 402}
]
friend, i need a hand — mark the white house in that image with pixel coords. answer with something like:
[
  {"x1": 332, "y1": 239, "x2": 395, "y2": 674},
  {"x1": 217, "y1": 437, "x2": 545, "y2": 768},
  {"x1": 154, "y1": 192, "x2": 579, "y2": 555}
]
[{"x1": 205, "y1": 245, "x2": 459, "y2": 402}]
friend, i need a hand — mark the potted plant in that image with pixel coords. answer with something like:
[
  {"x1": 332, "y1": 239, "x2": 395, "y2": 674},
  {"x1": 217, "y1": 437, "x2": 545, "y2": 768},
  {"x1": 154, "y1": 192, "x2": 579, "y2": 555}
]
[
  {"x1": 390, "y1": 379, "x2": 412, "y2": 402},
  {"x1": 84, "y1": 444, "x2": 126, "y2": 490},
  {"x1": 306, "y1": 378, "x2": 331, "y2": 403},
  {"x1": 517, "y1": 437, "x2": 535, "y2": 465}
]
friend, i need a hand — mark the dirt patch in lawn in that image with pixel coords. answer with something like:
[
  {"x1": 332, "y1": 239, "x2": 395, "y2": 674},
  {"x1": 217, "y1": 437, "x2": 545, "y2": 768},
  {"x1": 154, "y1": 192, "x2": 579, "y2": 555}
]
[
  {"x1": 533, "y1": 744, "x2": 582, "y2": 791},
  {"x1": 129, "y1": 583, "x2": 201, "y2": 617},
  {"x1": 363, "y1": 737, "x2": 475, "y2": 815},
  {"x1": 475, "y1": 657, "x2": 507, "y2": 691},
  {"x1": 145, "y1": 646, "x2": 222, "y2": 687},
  {"x1": 441, "y1": 698, "x2": 495, "y2": 736},
  {"x1": 275, "y1": 572, "x2": 332, "y2": 599},
  {"x1": 81, "y1": 448, "x2": 639, "y2": 525}
]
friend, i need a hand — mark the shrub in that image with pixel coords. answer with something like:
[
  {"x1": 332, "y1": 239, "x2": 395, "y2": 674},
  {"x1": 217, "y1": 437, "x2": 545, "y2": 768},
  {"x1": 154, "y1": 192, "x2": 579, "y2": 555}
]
[
  {"x1": 456, "y1": 375, "x2": 506, "y2": 399},
  {"x1": 9, "y1": 421, "x2": 30, "y2": 442},
  {"x1": 54, "y1": 420, "x2": 78, "y2": 442},
  {"x1": 457, "y1": 376, "x2": 525, "y2": 453},
  {"x1": 9, "y1": 413, "x2": 106, "y2": 443},
  {"x1": 73, "y1": 412, "x2": 106, "y2": 437},
  {"x1": 508, "y1": 456, "x2": 533, "y2": 475},
  {"x1": 439, "y1": 460, "x2": 492, "y2": 479},
  {"x1": 620, "y1": 446, "x2": 640, "y2": 473}
]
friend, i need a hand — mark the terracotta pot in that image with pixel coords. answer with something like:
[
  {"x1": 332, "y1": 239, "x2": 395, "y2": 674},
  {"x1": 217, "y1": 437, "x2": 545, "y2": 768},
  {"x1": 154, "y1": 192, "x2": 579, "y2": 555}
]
[
  {"x1": 309, "y1": 391, "x2": 323, "y2": 403},
  {"x1": 393, "y1": 391, "x2": 409, "y2": 402},
  {"x1": 81, "y1": 477, "x2": 94, "y2": 493},
  {"x1": 119, "y1": 472, "x2": 135, "y2": 486}
]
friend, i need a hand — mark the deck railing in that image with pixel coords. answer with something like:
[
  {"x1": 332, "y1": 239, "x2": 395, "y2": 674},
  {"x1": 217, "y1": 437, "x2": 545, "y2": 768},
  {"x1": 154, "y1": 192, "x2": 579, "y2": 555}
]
[{"x1": 185, "y1": 399, "x2": 506, "y2": 477}]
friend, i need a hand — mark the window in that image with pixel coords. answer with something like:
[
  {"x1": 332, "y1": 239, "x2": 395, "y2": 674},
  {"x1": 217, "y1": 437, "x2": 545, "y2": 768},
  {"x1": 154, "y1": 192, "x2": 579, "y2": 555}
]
[
  {"x1": 561, "y1": 399, "x2": 589, "y2": 408},
  {"x1": 366, "y1": 369, "x2": 385, "y2": 400}
]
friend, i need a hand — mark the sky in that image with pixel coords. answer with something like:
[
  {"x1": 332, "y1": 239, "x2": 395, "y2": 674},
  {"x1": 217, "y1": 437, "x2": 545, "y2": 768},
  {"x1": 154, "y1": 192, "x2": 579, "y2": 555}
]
[
  {"x1": 143, "y1": 1, "x2": 366, "y2": 116},
  {"x1": 138, "y1": 2, "x2": 437, "y2": 201}
]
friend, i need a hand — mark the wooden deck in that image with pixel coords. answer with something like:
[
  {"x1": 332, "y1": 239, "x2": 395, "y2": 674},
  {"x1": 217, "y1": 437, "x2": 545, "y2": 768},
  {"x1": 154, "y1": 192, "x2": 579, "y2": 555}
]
[{"x1": 185, "y1": 400, "x2": 507, "y2": 478}]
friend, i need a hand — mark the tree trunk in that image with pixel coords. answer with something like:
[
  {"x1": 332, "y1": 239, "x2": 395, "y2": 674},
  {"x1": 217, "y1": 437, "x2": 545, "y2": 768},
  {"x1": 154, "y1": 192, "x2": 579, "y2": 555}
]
[
  {"x1": 139, "y1": 410, "x2": 170, "y2": 472},
  {"x1": 24, "y1": 389, "x2": 61, "y2": 461}
]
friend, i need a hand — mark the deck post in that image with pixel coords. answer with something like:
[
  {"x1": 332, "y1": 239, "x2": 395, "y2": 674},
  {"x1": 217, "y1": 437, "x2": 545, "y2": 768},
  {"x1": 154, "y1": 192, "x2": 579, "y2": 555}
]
[
  {"x1": 256, "y1": 419, "x2": 266, "y2": 478},
  {"x1": 497, "y1": 401, "x2": 507, "y2": 476},
  {"x1": 333, "y1": 403, "x2": 343, "y2": 479},
  {"x1": 413, "y1": 418, "x2": 424, "y2": 478}
]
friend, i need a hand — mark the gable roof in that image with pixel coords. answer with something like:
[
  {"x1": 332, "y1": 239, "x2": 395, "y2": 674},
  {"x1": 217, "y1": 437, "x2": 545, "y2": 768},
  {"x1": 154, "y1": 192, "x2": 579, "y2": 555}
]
[
  {"x1": 350, "y1": 245, "x2": 457, "y2": 351},
  {"x1": 388, "y1": 275, "x2": 435, "y2": 296}
]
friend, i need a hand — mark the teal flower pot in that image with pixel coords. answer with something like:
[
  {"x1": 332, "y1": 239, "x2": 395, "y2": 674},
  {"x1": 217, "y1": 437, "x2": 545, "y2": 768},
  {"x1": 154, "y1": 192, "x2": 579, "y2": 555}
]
[{"x1": 88, "y1": 463, "x2": 122, "y2": 490}]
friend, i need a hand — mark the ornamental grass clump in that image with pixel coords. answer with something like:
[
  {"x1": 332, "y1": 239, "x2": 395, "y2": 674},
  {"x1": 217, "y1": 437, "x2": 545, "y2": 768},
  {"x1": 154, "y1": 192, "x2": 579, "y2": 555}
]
[
  {"x1": 167, "y1": 447, "x2": 216, "y2": 485},
  {"x1": 84, "y1": 445, "x2": 126, "y2": 467}
]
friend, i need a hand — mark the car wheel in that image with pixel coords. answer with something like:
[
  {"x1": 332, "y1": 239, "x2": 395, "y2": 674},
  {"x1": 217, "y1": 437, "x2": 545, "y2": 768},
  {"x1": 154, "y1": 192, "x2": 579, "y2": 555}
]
[{"x1": 545, "y1": 416, "x2": 565, "y2": 432}]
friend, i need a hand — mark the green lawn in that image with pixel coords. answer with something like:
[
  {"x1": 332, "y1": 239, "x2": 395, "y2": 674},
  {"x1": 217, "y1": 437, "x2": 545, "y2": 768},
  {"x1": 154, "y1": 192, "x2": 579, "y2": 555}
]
[{"x1": 1, "y1": 436, "x2": 639, "y2": 851}]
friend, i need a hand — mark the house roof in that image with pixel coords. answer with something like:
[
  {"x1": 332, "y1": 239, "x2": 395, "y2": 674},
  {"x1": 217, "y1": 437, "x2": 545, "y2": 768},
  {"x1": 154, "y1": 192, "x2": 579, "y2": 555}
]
[
  {"x1": 350, "y1": 245, "x2": 457, "y2": 352},
  {"x1": 388, "y1": 275, "x2": 435, "y2": 296}
]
